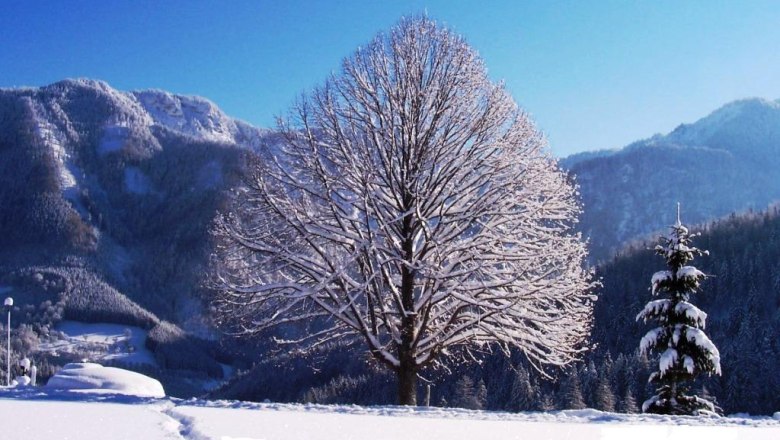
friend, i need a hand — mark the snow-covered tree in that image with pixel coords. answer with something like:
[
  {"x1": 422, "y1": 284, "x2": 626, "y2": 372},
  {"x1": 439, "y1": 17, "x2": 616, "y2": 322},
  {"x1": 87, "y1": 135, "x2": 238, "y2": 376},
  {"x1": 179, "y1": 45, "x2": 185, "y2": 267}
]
[
  {"x1": 211, "y1": 16, "x2": 595, "y2": 405},
  {"x1": 636, "y1": 204, "x2": 721, "y2": 415}
]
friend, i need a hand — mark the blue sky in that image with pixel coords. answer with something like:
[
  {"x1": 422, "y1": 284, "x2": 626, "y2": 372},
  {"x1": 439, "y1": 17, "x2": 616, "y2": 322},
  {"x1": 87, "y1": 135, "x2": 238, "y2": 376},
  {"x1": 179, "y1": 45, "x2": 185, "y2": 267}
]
[{"x1": 2, "y1": 0, "x2": 779, "y2": 157}]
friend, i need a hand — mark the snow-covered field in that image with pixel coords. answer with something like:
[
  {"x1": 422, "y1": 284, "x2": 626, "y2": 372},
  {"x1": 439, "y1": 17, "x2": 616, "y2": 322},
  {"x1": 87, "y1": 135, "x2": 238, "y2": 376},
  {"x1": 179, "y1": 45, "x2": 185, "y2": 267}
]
[
  {"x1": 3, "y1": 361, "x2": 779, "y2": 439},
  {"x1": 1, "y1": 389, "x2": 778, "y2": 440},
  {"x1": 37, "y1": 321, "x2": 157, "y2": 366},
  {"x1": 0, "y1": 399, "x2": 180, "y2": 440}
]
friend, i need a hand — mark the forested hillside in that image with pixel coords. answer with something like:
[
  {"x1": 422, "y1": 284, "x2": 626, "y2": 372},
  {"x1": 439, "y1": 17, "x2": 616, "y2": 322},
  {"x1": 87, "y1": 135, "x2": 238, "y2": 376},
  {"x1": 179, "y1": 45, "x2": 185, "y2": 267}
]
[
  {"x1": 567, "y1": 98, "x2": 780, "y2": 262},
  {"x1": 591, "y1": 205, "x2": 780, "y2": 414}
]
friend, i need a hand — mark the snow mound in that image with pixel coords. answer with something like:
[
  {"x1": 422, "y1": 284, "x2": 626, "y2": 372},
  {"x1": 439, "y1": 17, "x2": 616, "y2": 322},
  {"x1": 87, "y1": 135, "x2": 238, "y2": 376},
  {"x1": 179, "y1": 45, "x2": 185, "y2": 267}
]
[{"x1": 46, "y1": 363, "x2": 165, "y2": 398}]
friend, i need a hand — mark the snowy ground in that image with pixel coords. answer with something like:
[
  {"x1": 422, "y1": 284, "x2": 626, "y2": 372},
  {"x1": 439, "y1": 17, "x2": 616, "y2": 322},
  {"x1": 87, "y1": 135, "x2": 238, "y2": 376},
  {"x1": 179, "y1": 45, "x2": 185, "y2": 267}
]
[
  {"x1": 37, "y1": 321, "x2": 157, "y2": 366},
  {"x1": 1, "y1": 389, "x2": 778, "y2": 440},
  {"x1": 0, "y1": 399, "x2": 180, "y2": 440}
]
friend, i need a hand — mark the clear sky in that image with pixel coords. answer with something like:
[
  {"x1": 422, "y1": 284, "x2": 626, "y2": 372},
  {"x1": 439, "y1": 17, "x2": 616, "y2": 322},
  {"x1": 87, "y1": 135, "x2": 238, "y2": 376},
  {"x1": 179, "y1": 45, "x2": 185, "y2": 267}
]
[{"x1": 2, "y1": 0, "x2": 779, "y2": 157}]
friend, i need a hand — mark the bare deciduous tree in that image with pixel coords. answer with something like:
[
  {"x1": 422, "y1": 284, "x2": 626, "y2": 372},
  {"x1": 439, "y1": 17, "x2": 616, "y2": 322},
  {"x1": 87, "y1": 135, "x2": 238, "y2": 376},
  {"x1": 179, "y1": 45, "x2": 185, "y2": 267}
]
[{"x1": 212, "y1": 16, "x2": 595, "y2": 405}]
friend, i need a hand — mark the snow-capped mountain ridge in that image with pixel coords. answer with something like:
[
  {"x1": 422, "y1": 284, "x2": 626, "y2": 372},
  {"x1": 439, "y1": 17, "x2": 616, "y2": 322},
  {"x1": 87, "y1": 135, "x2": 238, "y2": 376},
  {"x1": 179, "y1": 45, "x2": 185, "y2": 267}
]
[
  {"x1": 37, "y1": 78, "x2": 270, "y2": 150},
  {"x1": 566, "y1": 97, "x2": 780, "y2": 262},
  {"x1": 560, "y1": 98, "x2": 780, "y2": 169},
  {"x1": 4, "y1": 79, "x2": 274, "y2": 233},
  {"x1": 132, "y1": 89, "x2": 264, "y2": 146},
  {"x1": 665, "y1": 97, "x2": 780, "y2": 152}
]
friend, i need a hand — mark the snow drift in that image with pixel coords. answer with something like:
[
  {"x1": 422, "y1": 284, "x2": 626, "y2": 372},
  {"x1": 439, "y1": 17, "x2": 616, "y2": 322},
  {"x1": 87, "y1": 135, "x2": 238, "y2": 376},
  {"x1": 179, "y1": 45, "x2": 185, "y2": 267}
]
[{"x1": 45, "y1": 363, "x2": 165, "y2": 398}]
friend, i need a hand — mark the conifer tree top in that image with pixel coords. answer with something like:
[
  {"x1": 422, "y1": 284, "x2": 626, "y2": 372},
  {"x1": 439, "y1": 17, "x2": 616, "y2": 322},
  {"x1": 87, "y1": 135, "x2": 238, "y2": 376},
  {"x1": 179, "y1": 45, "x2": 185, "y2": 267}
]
[{"x1": 653, "y1": 205, "x2": 708, "y2": 271}]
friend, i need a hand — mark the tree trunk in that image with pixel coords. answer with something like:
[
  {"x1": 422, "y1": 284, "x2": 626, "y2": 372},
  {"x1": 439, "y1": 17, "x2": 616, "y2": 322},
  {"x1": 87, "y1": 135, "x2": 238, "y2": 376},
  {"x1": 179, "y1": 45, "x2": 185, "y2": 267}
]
[
  {"x1": 397, "y1": 361, "x2": 418, "y2": 405},
  {"x1": 397, "y1": 208, "x2": 418, "y2": 406}
]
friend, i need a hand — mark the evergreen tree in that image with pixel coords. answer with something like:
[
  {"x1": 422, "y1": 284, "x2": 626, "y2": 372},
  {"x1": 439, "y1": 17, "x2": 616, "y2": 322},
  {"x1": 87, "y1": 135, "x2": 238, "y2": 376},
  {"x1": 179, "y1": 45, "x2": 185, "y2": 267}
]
[
  {"x1": 508, "y1": 366, "x2": 536, "y2": 411},
  {"x1": 560, "y1": 370, "x2": 587, "y2": 410},
  {"x1": 593, "y1": 372, "x2": 616, "y2": 412},
  {"x1": 580, "y1": 359, "x2": 598, "y2": 407},
  {"x1": 619, "y1": 386, "x2": 639, "y2": 413},
  {"x1": 539, "y1": 394, "x2": 556, "y2": 411},
  {"x1": 634, "y1": 351, "x2": 654, "y2": 405},
  {"x1": 636, "y1": 205, "x2": 722, "y2": 415},
  {"x1": 475, "y1": 379, "x2": 488, "y2": 410},
  {"x1": 452, "y1": 375, "x2": 484, "y2": 410}
]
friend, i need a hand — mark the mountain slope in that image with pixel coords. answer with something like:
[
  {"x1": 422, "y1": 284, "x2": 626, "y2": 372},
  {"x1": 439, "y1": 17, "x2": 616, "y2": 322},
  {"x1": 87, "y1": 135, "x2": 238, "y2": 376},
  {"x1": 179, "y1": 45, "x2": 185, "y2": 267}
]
[
  {"x1": 568, "y1": 98, "x2": 780, "y2": 262},
  {"x1": 0, "y1": 79, "x2": 275, "y2": 391},
  {"x1": 0, "y1": 78, "x2": 269, "y2": 311}
]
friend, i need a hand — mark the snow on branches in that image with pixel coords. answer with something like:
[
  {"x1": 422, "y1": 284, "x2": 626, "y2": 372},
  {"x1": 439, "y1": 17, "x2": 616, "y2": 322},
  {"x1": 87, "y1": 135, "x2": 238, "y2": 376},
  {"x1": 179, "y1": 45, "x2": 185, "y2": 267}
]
[
  {"x1": 674, "y1": 302, "x2": 707, "y2": 328},
  {"x1": 639, "y1": 324, "x2": 720, "y2": 377},
  {"x1": 636, "y1": 300, "x2": 707, "y2": 328},
  {"x1": 636, "y1": 205, "x2": 721, "y2": 415},
  {"x1": 650, "y1": 271, "x2": 672, "y2": 295},
  {"x1": 210, "y1": 16, "x2": 596, "y2": 405}
]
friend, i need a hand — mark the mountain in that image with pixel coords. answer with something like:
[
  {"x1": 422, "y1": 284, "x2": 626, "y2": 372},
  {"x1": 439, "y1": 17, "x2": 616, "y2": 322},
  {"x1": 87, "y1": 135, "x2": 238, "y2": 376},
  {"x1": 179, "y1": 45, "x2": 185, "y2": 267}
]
[
  {"x1": 0, "y1": 79, "x2": 276, "y2": 393},
  {"x1": 567, "y1": 98, "x2": 780, "y2": 262}
]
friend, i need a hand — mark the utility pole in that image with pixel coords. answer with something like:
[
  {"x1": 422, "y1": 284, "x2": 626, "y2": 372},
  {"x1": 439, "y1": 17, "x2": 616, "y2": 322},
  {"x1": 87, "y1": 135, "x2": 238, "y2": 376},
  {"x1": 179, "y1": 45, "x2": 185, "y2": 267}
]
[{"x1": 4, "y1": 297, "x2": 12, "y2": 386}]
